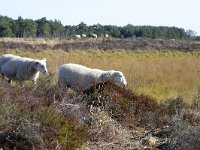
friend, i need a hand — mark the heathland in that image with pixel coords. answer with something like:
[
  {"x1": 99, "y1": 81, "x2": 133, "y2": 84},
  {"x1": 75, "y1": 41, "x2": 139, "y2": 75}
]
[
  {"x1": 0, "y1": 38, "x2": 200, "y2": 149},
  {"x1": 1, "y1": 47, "x2": 200, "y2": 102}
]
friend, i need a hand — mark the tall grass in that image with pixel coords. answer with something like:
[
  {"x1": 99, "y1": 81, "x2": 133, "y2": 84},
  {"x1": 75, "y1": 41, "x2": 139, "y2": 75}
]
[{"x1": 1, "y1": 50, "x2": 200, "y2": 102}]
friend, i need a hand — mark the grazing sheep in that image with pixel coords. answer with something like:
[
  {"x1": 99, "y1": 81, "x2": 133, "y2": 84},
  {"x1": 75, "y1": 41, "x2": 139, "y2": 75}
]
[
  {"x1": 82, "y1": 34, "x2": 87, "y2": 38},
  {"x1": 75, "y1": 34, "x2": 81, "y2": 39},
  {"x1": 105, "y1": 34, "x2": 109, "y2": 38},
  {"x1": 1, "y1": 55, "x2": 48, "y2": 84},
  {"x1": 58, "y1": 63, "x2": 127, "y2": 91},
  {"x1": 90, "y1": 33, "x2": 97, "y2": 38}
]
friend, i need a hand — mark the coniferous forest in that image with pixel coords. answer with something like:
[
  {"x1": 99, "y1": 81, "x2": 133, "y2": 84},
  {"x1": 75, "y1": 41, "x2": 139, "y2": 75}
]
[{"x1": 0, "y1": 15, "x2": 197, "y2": 39}]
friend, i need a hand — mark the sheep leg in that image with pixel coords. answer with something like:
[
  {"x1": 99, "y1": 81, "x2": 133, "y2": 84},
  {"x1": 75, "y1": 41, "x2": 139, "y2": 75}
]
[
  {"x1": 1, "y1": 73, "x2": 5, "y2": 79},
  {"x1": 32, "y1": 79, "x2": 37, "y2": 85},
  {"x1": 8, "y1": 79, "x2": 12, "y2": 84}
]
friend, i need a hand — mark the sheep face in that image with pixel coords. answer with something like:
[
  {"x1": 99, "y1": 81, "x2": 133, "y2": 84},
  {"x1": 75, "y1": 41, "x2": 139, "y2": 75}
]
[
  {"x1": 101, "y1": 71, "x2": 127, "y2": 87},
  {"x1": 111, "y1": 71, "x2": 127, "y2": 87},
  {"x1": 35, "y1": 58, "x2": 48, "y2": 74}
]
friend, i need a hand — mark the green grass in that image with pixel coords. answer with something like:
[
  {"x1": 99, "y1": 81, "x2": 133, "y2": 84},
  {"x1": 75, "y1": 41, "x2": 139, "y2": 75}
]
[{"x1": 1, "y1": 49, "x2": 200, "y2": 102}]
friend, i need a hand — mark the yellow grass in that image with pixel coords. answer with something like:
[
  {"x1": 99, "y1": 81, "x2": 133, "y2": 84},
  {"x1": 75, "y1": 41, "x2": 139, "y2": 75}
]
[{"x1": 1, "y1": 49, "x2": 200, "y2": 102}]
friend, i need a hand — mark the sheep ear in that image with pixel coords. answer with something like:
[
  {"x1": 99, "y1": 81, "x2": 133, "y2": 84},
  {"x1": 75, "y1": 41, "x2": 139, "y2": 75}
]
[
  {"x1": 114, "y1": 72, "x2": 120, "y2": 77},
  {"x1": 35, "y1": 61, "x2": 40, "y2": 65},
  {"x1": 114, "y1": 72, "x2": 119, "y2": 75},
  {"x1": 42, "y1": 58, "x2": 46, "y2": 61}
]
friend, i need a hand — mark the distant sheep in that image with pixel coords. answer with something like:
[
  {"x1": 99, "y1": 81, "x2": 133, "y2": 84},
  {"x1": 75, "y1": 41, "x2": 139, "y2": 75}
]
[
  {"x1": 58, "y1": 63, "x2": 127, "y2": 91},
  {"x1": 75, "y1": 35, "x2": 81, "y2": 39},
  {"x1": 90, "y1": 33, "x2": 97, "y2": 38},
  {"x1": 82, "y1": 34, "x2": 87, "y2": 38},
  {"x1": 1, "y1": 54, "x2": 48, "y2": 84},
  {"x1": 105, "y1": 34, "x2": 109, "y2": 38}
]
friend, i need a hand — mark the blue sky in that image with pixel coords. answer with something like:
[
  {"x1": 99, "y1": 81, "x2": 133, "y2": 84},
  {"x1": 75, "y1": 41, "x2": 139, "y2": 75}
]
[{"x1": 1, "y1": 0, "x2": 200, "y2": 35}]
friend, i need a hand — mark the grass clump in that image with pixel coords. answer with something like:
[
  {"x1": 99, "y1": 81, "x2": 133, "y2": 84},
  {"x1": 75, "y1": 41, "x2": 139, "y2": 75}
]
[
  {"x1": 58, "y1": 120, "x2": 88, "y2": 150},
  {"x1": 36, "y1": 107, "x2": 88, "y2": 150}
]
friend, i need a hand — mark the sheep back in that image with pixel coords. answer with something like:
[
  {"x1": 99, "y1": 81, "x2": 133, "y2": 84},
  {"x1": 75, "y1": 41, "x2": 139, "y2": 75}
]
[
  {"x1": 0, "y1": 54, "x2": 19, "y2": 72},
  {"x1": 58, "y1": 63, "x2": 105, "y2": 91},
  {"x1": 1, "y1": 57, "x2": 39, "y2": 81}
]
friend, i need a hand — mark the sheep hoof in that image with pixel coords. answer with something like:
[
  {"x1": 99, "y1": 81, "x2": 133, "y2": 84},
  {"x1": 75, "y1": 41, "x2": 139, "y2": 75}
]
[{"x1": 8, "y1": 79, "x2": 12, "y2": 83}]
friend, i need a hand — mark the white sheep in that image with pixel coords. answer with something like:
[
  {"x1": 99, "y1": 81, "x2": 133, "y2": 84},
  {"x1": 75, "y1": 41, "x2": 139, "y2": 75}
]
[
  {"x1": 90, "y1": 33, "x2": 97, "y2": 38},
  {"x1": 75, "y1": 34, "x2": 81, "y2": 39},
  {"x1": 58, "y1": 63, "x2": 127, "y2": 91},
  {"x1": 1, "y1": 55, "x2": 48, "y2": 84},
  {"x1": 82, "y1": 34, "x2": 87, "y2": 38},
  {"x1": 105, "y1": 34, "x2": 109, "y2": 38},
  {"x1": 0, "y1": 54, "x2": 21, "y2": 78}
]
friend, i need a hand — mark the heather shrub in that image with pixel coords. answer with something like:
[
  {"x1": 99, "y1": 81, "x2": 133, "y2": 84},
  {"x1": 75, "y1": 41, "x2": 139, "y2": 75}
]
[
  {"x1": 0, "y1": 70, "x2": 200, "y2": 149},
  {"x1": 0, "y1": 77, "x2": 89, "y2": 149},
  {"x1": 169, "y1": 109, "x2": 200, "y2": 150},
  {"x1": 0, "y1": 100, "x2": 46, "y2": 149}
]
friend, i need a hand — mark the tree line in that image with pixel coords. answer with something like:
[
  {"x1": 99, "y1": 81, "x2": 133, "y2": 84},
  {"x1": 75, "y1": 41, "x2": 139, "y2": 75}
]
[{"x1": 0, "y1": 15, "x2": 196, "y2": 40}]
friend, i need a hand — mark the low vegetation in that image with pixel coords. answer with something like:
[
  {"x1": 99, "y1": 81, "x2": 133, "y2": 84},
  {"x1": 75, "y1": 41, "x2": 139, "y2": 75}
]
[
  {"x1": 1, "y1": 49, "x2": 200, "y2": 102},
  {"x1": 0, "y1": 39, "x2": 200, "y2": 149},
  {"x1": 0, "y1": 73, "x2": 200, "y2": 149},
  {"x1": 1, "y1": 38, "x2": 200, "y2": 51}
]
